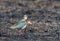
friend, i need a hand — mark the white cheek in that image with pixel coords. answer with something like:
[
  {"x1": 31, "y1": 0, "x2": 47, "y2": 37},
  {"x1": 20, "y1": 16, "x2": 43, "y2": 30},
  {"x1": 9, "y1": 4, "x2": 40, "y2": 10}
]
[{"x1": 24, "y1": 17, "x2": 26, "y2": 18}]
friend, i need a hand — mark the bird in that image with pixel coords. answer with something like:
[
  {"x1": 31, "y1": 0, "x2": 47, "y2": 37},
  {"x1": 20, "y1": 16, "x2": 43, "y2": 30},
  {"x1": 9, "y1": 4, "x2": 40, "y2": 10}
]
[{"x1": 10, "y1": 15, "x2": 32, "y2": 30}]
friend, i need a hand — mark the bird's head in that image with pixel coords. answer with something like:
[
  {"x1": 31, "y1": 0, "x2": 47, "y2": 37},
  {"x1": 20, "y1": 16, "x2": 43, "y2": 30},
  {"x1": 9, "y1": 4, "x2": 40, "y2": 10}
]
[
  {"x1": 27, "y1": 20, "x2": 33, "y2": 24},
  {"x1": 24, "y1": 15, "x2": 33, "y2": 24},
  {"x1": 24, "y1": 15, "x2": 28, "y2": 20}
]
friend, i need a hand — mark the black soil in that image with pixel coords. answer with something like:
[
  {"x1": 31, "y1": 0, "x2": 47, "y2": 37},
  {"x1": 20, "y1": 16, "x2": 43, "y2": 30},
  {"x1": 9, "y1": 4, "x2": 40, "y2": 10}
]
[{"x1": 0, "y1": 0, "x2": 60, "y2": 41}]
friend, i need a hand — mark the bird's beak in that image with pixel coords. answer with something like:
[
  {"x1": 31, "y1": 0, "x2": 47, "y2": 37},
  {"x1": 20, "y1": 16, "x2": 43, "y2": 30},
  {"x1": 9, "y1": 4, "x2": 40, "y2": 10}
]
[{"x1": 27, "y1": 21, "x2": 33, "y2": 24}]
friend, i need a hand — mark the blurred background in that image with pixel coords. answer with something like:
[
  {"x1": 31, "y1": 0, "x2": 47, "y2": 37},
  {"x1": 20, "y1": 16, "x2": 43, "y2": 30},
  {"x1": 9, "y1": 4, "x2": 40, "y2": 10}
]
[{"x1": 0, "y1": 0, "x2": 60, "y2": 41}]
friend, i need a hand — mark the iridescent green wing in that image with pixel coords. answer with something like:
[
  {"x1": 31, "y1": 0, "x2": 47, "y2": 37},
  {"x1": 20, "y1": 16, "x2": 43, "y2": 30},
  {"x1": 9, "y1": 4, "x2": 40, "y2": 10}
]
[
  {"x1": 15, "y1": 21, "x2": 27, "y2": 29},
  {"x1": 10, "y1": 21, "x2": 27, "y2": 29}
]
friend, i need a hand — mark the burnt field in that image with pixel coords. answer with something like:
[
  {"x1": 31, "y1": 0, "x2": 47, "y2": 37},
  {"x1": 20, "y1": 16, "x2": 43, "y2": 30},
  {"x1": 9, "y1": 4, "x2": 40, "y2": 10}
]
[{"x1": 0, "y1": 0, "x2": 60, "y2": 41}]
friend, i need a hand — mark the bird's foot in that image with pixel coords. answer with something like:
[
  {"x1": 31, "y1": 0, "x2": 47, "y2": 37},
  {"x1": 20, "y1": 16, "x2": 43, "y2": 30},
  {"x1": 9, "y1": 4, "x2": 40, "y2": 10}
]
[{"x1": 17, "y1": 30, "x2": 24, "y2": 35}]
